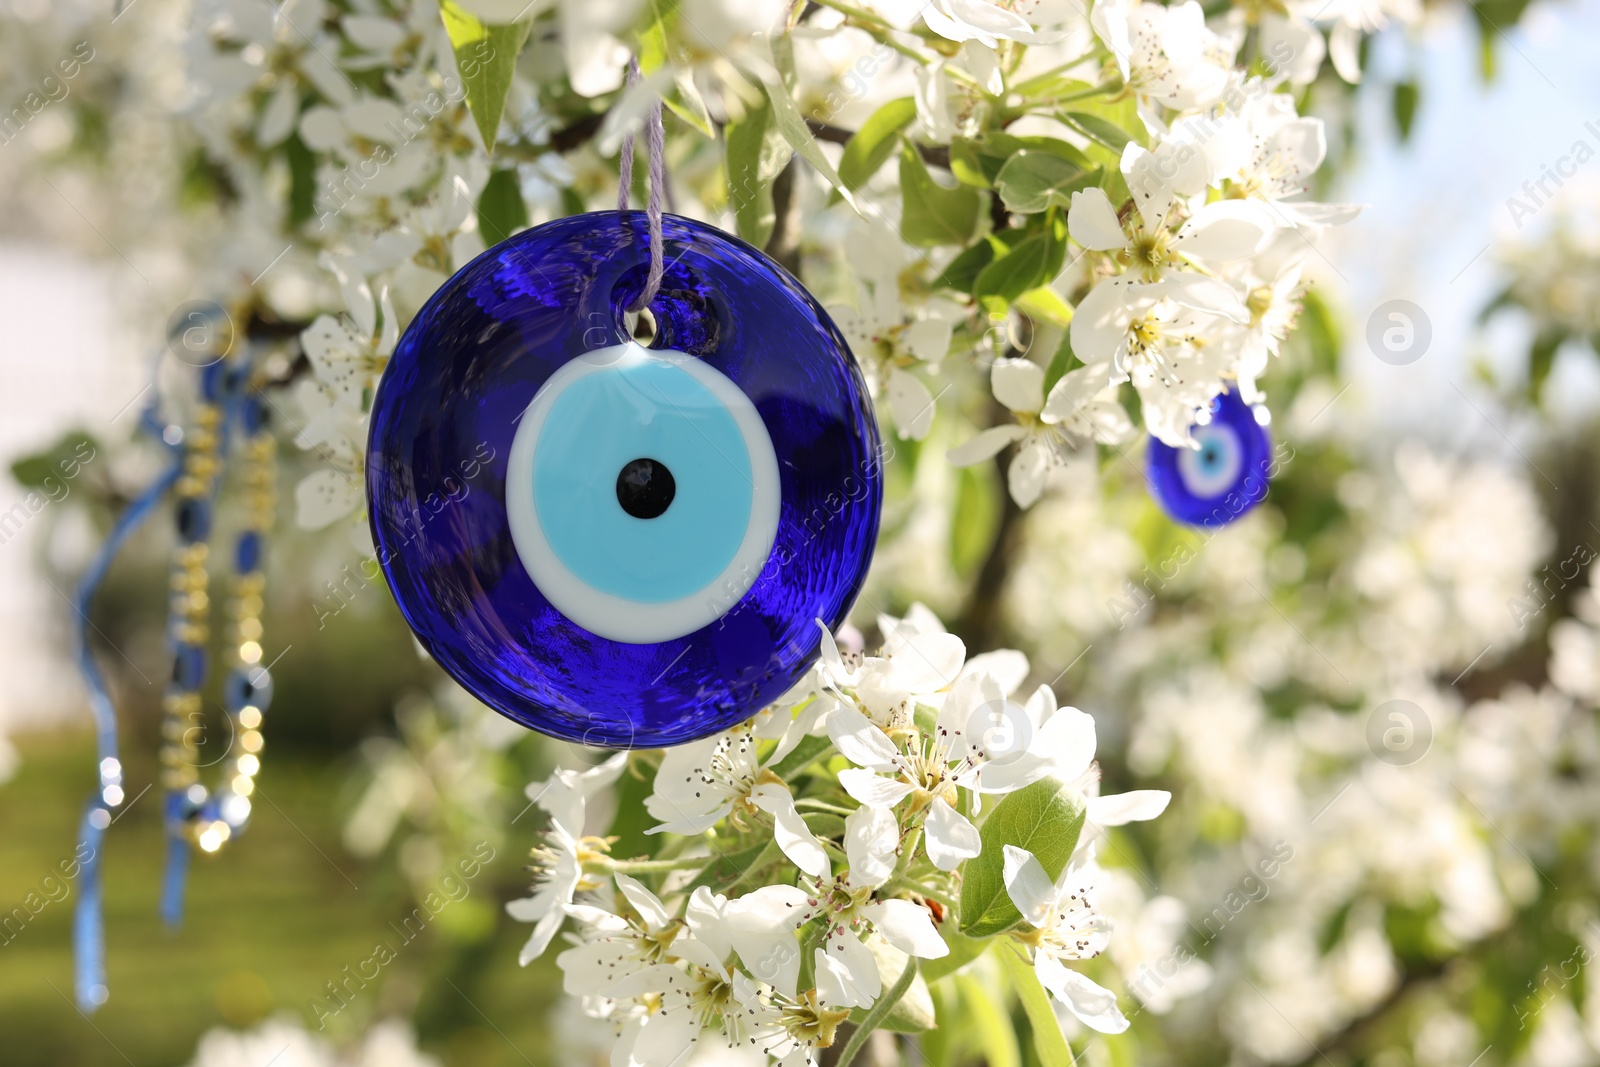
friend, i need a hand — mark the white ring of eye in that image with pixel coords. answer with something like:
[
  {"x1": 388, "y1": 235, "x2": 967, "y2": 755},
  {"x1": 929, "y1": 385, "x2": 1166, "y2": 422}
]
[
  {"x1": 505, "y1": 341, "x2": 781, "y2": 644},
  {"x1": 1176, "y1": 422, "x2": 1244, "y2": 499}
]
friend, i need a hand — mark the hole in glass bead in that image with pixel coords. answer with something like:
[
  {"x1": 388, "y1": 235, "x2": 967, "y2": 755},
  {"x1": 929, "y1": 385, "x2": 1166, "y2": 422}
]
[{"x1": 624, "y1": 306, "x2": 658, "y2": 346}]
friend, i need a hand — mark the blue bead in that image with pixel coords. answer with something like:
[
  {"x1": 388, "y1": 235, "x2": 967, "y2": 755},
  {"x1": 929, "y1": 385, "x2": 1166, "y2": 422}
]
[
  {"x1": 235, "y1": 531, "x2": 262, "y2": 573},
  {"x1": 176, "y1": 498, "x2": 212, "y2": 543},
  {"x1": 164, "y1": 787, "x2": 201, "y2": 822},
  {"x1": 241, "y1": 395, "x2": 270, "y2": 435},
  {"x1": 367, "y1": 212, "x2": 882, "y2": 748},
  {"x1": 1146, "y1": 388, "x2": 1272, "y2": 527},
  {"x1": 199, "y1": 362, "x2": 226, "y2": 402},
  {"x1": 223, "y1": 666, "x2": 273, "y2": 713},
  {"x1": 171, "y1": 643, "x2": 207, "y2": 690}
]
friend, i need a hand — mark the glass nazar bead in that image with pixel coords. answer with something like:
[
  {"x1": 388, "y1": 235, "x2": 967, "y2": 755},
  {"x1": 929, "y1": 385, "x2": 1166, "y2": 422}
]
[
  {"x1": 1146, "y1": 387, "x2": 1273, "y2": 527},
  {"x1": 367, "y1": 212, "x2": 883, "y2": 748}
]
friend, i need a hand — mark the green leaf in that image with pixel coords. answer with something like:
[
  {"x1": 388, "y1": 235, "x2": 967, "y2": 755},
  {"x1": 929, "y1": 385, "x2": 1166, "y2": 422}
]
[
  {"x1": 725, "y1": 102, "x2": 776, "y2": 246},
  {"x1": 1043, "y1": 329, "x2": 1083, "y2": 395},
  {"x1": 476, "y1": 168, "x2": 528, "y2": 246},
  {"x1": 1528, "y1": 328, "x2": 1565, "y2": 405},
  {"x1": 847, "y1": 941, "x2": 935, "y2": 1033},
  {"x1": 1015, "y1": 287, "x2": 1073, "y2": 327},
  {"x1": 920, "y1": 927, "x2": 989, "y2": 983},
  {"x1": 638, "y1": 14, "x2": 717, "y2": 139},
  {"x1": 958, "y1": 776, "x2": 1085, "y2": 938},
  {"x1": 954, "y1": 973, "x2": 1023, "y2": 1067},
  {"x1": 762, "y1": 67, "x2": 857, "y2": 209},
  {"x1": 936, "y1": 237, "x2": 1000, "y2": 292},
  {"x1": 666, "y1": 69, "x2": 716, "y2": 138},
  {"x1": 1060, "y1": 110, "x2": 1132, "y2": 151},
  {"x1": 438, "y1": 0, "x2": 531, "y2": 153},
  {"x1": 771, "y1": 732, "x2": 832, "y2": 780},
  {"x1": 1011, "y1": 69, "x2": 1098, "y2": 99},
  {"x1": 949, "y1": 138, "x2": 992, "y2": 188},
  {"x1": 840, "y1": 97, "x2": 918, "y2": 190},
  {"x1": 603, "y1": 760, "x2": 655, "y2": 862},
  {"x1": 1392, "y1": 80, "x2": 1420, "y2": 142},
  {"x1": 998, "y1": 940, "x2": 1077, "y2": 1067},
  {"x1": 800, "y1": 811, "x2": 846, "y2": 841},
  {"x1": 975, "y1": 233, "x2": 1053, "y2": 304},
  {"x1": 285, "y1": 133, "x2": 316, "y2": 227},
  {"x1": 10, "y1": 431, "x2": 98, "y2": 490},
  {"x1": 995, "y1": 151, "x2": 1097, "y2": 215},
  {"x1": 957, "y1": 134, "x2": 1092, "y2": 190},
  {"x1": 975, "y1": 213, "x2": 1066, "y2": 304},
  {"x1": 950, "y1": 461, "x2": 1001, "y2": 579},
  {"x1": 683, "y1": 838, "x2": 779, "y2": 896},
  {"x1": 899, "y1": 142, "x2": 980, "y2": 247}
]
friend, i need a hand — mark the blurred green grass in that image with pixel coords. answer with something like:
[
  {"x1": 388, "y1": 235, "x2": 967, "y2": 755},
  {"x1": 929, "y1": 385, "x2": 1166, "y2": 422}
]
[{"x1": 0, "y1": 730, "x2": 565, "y2": 1067}]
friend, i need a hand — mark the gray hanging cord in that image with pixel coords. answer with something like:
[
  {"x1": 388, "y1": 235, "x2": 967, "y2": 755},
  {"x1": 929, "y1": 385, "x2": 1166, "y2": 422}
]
[{"x1": 617, "y1": 55, "x2": 666, "y2": 313}]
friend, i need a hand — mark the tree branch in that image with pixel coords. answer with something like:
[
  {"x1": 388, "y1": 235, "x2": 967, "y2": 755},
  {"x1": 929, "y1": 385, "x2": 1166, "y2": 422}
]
[{"x1": 806, "y1": 119, "x2": 951, "y2": 171}]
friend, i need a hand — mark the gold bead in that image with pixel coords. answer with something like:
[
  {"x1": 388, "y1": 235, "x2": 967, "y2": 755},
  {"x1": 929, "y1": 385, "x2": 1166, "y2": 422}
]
[
  {"x1": 162, "y1": 767, "x2": 199, "y2": 789},
  {"x1": 175, "y1": 622, "x2": 209, "y2": 645},
  {"x1": 163, "y1": 692, "x2": 202, "y2": 715}
]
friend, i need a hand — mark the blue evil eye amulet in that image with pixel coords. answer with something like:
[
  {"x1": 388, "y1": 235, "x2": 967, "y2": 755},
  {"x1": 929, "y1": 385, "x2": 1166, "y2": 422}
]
[
  {"x1": 1146, "y1": 387, "x2": 1272, "y2": 527},
  {"x1": 367, "y1": 212, "x2": 882, "y2": 748}
]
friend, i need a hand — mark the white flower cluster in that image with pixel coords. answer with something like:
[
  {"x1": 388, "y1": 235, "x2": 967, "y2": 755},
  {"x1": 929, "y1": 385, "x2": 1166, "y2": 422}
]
[
  {"x1": 508, "y1": 605, "x2": 1171, "y2": 1065},
  {"x1": 774, "y1": 0, "x2": 1370, "y2": 508},
  {"x1": 184, "y1": 1016, "x2": 437, "y2": 1067}
]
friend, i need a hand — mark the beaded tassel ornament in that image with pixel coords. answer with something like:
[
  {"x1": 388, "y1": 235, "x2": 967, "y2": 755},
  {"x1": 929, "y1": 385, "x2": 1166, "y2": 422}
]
[{"x1": 73, "y1": 338, "x2": 278, "y2": 1010}]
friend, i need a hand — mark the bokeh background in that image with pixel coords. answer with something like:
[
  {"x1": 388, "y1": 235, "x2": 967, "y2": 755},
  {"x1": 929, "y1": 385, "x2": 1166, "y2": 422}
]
[{"x1": 8, "y1": 0, "x2": 1600, "y2": 1066}]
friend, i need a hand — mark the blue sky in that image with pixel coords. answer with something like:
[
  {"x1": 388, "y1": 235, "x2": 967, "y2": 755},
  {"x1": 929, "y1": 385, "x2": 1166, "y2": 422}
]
[{"x1": 1320, "y1": 0, "x2": 1600, "y2": 445}]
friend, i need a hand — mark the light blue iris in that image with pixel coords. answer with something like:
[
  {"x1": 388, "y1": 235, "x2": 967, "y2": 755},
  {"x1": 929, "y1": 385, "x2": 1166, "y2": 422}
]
[
  {"x1": 532, "y1": 358, "x2": 755, "y2": 604},
  {"x1": 1177, "y1": 423, "x2": 1243, "y2": 498}
]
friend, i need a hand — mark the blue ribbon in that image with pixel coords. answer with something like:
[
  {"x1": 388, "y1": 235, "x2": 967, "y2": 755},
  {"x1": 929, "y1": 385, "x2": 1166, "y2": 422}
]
[{"x1": 70, "y1": 399, "x2": 182, "y2": 1012}]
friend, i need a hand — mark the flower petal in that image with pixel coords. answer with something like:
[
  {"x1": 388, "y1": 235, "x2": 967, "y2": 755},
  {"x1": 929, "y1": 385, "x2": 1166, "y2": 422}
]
[
  {"x1": 958, "y1": 649, "x2": 1030, "y2": 694},
  {"x1": 949, "y1": 425, "x2": 1026, "y2": 467},
  {"x1": 752, "y1": 782, "x2": 831, "y2": 879},
  {"x1": 845, "y1": 806, "x2": 901, "y2": 889},
  {"x1": 864, "y1": 899, "x2": 950, "y2": 958},
  {"x1": 294, "y1": 469, "x2": 362, "y2": 530},
  {"x1": 839, "y1": 768, "x2": 918, "y2": 809},
  {"x1": 1088, "y1": 789, "x2": 1171, "y2": 826},
  {"x1": 992, "y1": 357, "x2": 1046, "y2": 414},
  {"x1": 1068, "y1": 187, "x2": 1127, "y2": 252},
  {"x1": 1002, "y1": 845, "x2": 1057, "y2": 927},
  {"x1": 613, "y1": 872, "x2": 673, "y2": 933},
  {"x1": 1174, "y1": 200, "x2": 1274, "y2": 263},
  {"x1": 828, "y1": 706, "x2": 903, "y2": 771},
  {"x1": 888, "y1": 367, "x2": 937, "y2": 440},
  {"x1": 924, "y1": 798, "x2": 983, "y2": 870},
  {"x1": 724, "y1": 885, "x2": 810, "y2": 997},
  {"x1": 1008, "y1": 437, "x2": 1051, "y2": 508},
  {"x1": 1037, "y1": 954, "x2": 1130, "y2": 1034},
  {"x1": 515, "y1": 908, "x2": 564, "y2": 966}
]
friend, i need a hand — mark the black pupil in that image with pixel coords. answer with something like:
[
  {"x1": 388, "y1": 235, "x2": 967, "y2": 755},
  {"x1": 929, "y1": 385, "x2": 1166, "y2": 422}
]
[{"x1": 616, "y1": 458, "x2": 675, "y2": 519}]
